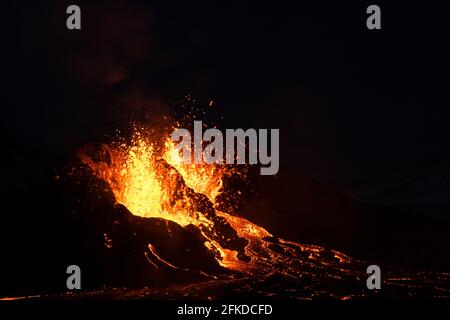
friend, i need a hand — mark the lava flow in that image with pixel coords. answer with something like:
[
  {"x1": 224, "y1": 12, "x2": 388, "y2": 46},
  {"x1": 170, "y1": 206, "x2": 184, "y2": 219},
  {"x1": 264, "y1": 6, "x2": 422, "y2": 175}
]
[
  {"x1": 76, "y1": 125, "x2": 372, "y2": 274},
  {"x1": 75, "y1": 124, "x2": 450, "y2": 300},
  {"x1": 78, "y1": 125, "x2": 276, "y2": 271}
]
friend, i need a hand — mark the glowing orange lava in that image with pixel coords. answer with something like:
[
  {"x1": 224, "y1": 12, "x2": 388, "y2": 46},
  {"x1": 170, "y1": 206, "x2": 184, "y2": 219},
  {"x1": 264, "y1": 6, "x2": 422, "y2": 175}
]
[{"x1": 78, "y1": 126, "x2": 270, "y2": 269}]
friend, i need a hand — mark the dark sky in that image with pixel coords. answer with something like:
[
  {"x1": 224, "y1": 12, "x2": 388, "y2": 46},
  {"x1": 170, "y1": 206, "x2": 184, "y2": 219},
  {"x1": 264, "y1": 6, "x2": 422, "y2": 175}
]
[{"x1": 4, "y1": 0, "x2": 450, "y2": 207}]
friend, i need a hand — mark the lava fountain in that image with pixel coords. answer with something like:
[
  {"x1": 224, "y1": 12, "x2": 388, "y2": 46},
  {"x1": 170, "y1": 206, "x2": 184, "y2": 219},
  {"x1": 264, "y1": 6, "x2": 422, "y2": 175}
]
[
  {"x1": 78, "y1": 125, "x2": 274, "y2": 271},
  {"x1": 47, "y1": 124, "x2": 450, "y2": 300}
]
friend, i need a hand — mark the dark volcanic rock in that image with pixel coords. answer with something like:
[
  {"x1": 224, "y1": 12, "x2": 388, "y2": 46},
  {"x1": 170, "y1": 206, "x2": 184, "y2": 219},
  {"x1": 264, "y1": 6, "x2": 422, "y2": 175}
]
[{"x1": 54, "y1": 159, "x2": 230, "y2": 289}]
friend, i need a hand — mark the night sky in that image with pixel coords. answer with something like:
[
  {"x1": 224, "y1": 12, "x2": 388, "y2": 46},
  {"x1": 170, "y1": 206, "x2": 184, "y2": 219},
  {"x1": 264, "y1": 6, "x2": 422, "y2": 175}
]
[{"x1": 4, "y1": 1, "x2": 450, "y2": 208}]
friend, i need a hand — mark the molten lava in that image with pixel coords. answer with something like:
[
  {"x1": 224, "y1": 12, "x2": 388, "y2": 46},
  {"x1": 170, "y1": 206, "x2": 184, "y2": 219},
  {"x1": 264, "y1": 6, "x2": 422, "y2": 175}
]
[
  {"x1": 78, "y1": 126, "x2": 271, "y2": 270},
  {"x1": 61, "y1": 124, "x2": 450, "y2": 300},
  {"x1": 78, "y1": 124, "x2": 362, "y2": 282}
]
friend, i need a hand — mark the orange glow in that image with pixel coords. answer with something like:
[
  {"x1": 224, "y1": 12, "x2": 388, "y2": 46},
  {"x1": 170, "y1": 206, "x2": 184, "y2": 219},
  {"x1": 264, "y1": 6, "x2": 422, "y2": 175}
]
[
  {"x1": 163, "y1": 139, "x2": 224, "y2": 201},
  {"x1": 78, "y1": 126, "x2": 259, "y2": 269},
  {"x1": 78, "y1": 125, "x2": 352, "y2": 274}
]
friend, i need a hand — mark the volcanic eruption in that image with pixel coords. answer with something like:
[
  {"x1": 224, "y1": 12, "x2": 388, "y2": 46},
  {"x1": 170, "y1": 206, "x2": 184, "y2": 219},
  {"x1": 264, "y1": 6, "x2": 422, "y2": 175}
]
[{"x1": 56, "y1": 123, "x2": 449, "y2": 300}]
